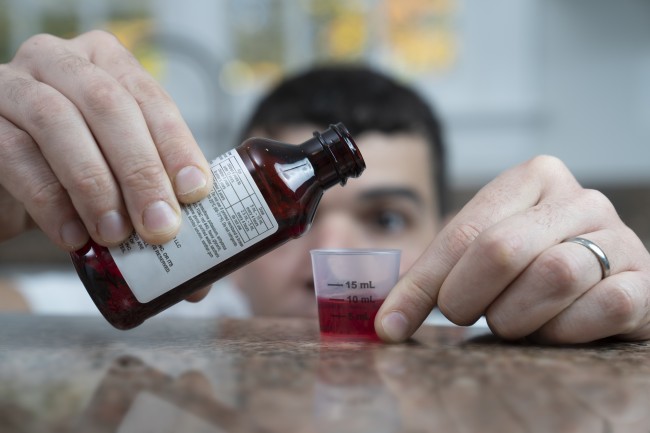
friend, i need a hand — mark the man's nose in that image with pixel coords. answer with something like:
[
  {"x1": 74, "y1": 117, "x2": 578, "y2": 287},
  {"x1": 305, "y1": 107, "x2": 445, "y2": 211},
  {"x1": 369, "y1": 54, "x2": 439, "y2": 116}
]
[{"x1": 309, "y1": 212, "x2": 363, "y2": 249}]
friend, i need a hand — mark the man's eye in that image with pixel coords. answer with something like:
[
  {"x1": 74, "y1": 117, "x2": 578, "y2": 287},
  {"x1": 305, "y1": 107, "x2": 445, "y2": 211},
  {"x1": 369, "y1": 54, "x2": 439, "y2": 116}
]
[{"x1": 372, "y1": 210, "x2": 409, "y2": 233}]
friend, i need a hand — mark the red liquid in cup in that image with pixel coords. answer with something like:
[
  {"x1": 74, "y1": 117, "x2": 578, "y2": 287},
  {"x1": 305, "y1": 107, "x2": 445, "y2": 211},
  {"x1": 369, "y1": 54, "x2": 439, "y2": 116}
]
[{"x1": 316, "y1": 296, "x2": 384, "y2": 340}]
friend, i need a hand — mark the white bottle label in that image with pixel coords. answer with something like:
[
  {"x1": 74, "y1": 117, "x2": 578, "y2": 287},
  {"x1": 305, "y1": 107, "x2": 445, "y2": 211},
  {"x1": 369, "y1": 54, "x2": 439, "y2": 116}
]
[{"x1": 110, "y1": 149, "x2": 279, "y2": 303}]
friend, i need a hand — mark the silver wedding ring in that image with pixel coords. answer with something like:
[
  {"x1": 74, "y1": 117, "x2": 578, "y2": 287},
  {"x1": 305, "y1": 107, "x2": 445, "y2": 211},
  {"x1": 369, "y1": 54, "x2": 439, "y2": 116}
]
[{"x1": 564, "y1": 237, "x2": 611, "y2": 280}]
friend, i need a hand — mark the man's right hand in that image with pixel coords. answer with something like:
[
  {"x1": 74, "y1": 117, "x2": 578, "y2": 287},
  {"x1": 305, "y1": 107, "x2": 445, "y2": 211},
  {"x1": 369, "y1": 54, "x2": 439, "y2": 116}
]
[{"x1": 0, "y1": 30, "x2": 213, "y2": 251}]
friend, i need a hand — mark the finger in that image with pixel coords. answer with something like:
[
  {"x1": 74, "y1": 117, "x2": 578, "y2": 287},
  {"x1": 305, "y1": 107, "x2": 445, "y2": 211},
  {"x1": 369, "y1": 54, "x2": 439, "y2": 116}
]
[
  {"x1": 184, "y1": 285, "x2": 212, "y2": 303},
  {"x1": 0, "y1": 114, "x2": 89, "y2": 250},
  {"x1": 376, "y1": 156, "x2": 582, "y2": 342},
  {"x1": 73, "y1": 30, "x2": 213, "y2": 204},
  {"x1": 486, "y1": 229, "x2": 631, "y2": 340},
  {"x1": 0, "y1": 183, "x2": 29, "y2": 243},
  {"x1": 532, "y1": 271, "x2": 650, "y2": 344},
  {"x1": 0, "y1": 119, "x2": 32, "y2": 241}
]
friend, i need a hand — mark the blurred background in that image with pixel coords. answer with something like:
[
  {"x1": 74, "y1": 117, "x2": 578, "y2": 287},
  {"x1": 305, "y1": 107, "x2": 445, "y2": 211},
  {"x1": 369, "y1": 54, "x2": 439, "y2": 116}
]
[{"x1": 1, "y1": 0, "x2": 649, "y2": 265}]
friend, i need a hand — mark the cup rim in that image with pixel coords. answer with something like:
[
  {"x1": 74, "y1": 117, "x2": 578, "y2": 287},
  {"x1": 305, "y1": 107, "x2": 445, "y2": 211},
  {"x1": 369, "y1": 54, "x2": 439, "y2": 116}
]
[{"x1": 310, "y1": 248, "x2": 401, "y2": 256}]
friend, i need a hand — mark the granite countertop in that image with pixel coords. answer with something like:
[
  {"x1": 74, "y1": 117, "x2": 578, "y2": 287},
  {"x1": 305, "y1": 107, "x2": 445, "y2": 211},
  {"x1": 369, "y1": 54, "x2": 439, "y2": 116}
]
[{"x1": 1, "y1": 314, "x2": 649, "y2": 433}]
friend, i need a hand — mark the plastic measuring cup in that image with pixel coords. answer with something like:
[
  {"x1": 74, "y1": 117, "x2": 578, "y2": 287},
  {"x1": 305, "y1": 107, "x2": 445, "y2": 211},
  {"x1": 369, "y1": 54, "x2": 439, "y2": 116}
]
[{"x1": 310, "y1": 249, "x2": 401, "y2": 340}]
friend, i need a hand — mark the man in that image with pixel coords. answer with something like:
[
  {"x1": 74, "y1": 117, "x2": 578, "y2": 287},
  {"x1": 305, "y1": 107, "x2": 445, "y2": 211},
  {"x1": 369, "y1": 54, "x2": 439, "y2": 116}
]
[
  {"x1": 1, "y1": 31, "x2": 649, "y2": 344},
  {"x1": 228, "y1": 65, "x2": 445, "y2": 320}
]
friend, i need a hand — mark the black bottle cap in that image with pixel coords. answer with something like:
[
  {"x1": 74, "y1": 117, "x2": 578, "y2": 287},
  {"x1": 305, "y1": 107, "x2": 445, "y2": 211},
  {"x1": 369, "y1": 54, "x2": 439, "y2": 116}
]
[{"x1": 314, "y1": 123, "x2": 366, "y2": 185}]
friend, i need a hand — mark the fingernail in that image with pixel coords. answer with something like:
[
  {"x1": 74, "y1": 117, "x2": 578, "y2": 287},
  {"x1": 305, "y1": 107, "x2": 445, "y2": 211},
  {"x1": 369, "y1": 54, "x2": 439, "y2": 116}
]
[
  {"x1": 60, "y1": 219, "x2": 89, "y2": 249},
  {"x1": 175, "y1": 166, "x2": 207, "y2": 196},
  {"x1": 98, "y1": 211, "x2": 131, "y2": 244},
  {"x1": 381, "y1": 311, "x2": 410, "y2": 342},
  {"x1": 143, "y1": 200, "x2": 180, "y2": 235}
]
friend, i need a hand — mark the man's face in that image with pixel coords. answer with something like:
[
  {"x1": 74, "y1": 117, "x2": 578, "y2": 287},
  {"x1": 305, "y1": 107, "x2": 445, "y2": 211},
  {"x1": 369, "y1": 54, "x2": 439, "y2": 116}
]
[{"x1": 230, "y1": 126, "x2": 442, "y2": 317}]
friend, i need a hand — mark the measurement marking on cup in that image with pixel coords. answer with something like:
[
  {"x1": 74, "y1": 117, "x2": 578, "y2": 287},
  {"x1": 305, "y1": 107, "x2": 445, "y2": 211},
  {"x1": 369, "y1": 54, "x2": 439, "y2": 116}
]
[
  {"x1": 327, "y1": 281, "x2": 376, "y2": 289},
  {"x1": 347, "y1": 295, "x2": 375, "y2": 304}
]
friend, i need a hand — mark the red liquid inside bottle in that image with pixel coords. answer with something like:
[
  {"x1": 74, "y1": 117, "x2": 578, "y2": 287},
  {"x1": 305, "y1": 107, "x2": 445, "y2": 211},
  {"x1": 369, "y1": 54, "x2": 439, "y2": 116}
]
[
  {"x1": 71, "y1": 123, "x2": 365, "y2": 329},
  {"x1": 316, "y1": 296, "x2": 383, "y2": 340}
]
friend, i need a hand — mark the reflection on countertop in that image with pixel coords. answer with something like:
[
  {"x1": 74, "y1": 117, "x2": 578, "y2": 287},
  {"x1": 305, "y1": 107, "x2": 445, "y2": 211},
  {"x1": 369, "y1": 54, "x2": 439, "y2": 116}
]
[{"x1": 1, "y1": 314, "x2": 649, "y2": 432}]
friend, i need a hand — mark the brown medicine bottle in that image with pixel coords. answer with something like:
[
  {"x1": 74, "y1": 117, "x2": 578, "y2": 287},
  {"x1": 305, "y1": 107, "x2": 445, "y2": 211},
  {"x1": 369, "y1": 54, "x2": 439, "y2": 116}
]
[{"x1": 71, "y1": 123, "x2": 365, "y2": 330}]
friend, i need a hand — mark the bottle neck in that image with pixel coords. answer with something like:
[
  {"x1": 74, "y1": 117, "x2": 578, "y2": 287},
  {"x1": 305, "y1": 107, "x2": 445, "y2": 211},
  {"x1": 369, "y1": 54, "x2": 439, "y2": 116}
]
[{"x1": 302, "y1": 123, "x2": 366, "y2": 189}]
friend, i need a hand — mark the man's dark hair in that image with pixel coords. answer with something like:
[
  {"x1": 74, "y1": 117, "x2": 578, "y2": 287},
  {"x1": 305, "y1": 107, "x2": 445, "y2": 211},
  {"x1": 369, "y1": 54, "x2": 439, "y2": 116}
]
[{"x1": 239, "y1": 65, "x2": 448, "y2": 215}]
